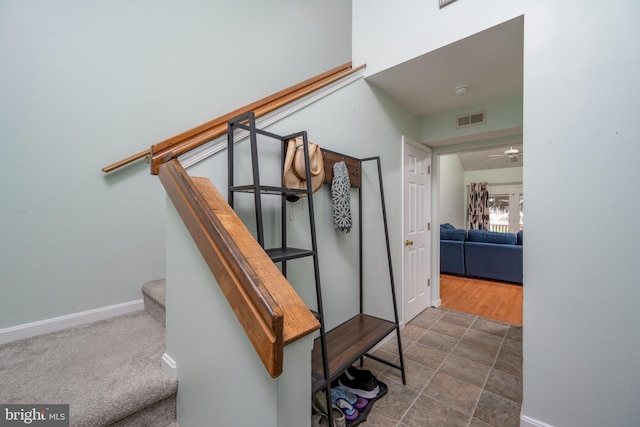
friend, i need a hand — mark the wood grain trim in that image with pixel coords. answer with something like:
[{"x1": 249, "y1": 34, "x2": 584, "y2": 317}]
[
  {"x1": 321, "y1": 149, "x2": 361, "y2": 188},
  {"x1": 158, "y1": 160, "x2": 319, "y2": 377},
  {"x1": 148, "y1": 63, "x2": 365, "y2": 174},
  {"x1": 102, "y1": 149, "x2": 149, "y2": 173}
]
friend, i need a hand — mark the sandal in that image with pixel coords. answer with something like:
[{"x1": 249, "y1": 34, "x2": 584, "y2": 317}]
[{"x1": 312, "y1": 391, "x2": 346, "y2": 427}]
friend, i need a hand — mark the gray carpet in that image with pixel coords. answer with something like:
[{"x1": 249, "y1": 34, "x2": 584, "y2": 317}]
[
  {"x1": 142, "y1": 279, "x2": 167, "y2": 327},
  {"x1": 0, "y1": 310, "x2": 177, "y2": 427}
]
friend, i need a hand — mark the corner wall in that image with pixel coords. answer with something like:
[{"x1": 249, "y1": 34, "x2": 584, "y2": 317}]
[
  {"x1": 0, "y1": 0, "x2": 351, "y2": 329},
  {"x1": 354, "y1": 1, "x2": 640, "y2": 426},
  {"x1": 522, "y1": 2, "x2": 640, "y2": 426}
]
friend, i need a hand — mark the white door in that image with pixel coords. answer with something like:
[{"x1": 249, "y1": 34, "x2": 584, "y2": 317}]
[{"x1": 403, "y1": 137, "x2": 431, "y2": 323}]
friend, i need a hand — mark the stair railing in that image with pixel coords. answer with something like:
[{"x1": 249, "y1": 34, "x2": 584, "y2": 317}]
[
  {"x1": 158, "y1": 159, "x2": 319, "y2": 377},
  {"x1": 107, "y1": 63, "x2": 366, "y2": 378},
  {"x1": 101, "y1": 62, "x2": 364, "y2": 174}
]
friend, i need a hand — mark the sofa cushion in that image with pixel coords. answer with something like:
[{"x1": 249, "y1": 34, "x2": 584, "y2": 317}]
[
  {"x1": 441, "y1": 240, "x2": 465, "y2": 275},
  {"x1": 467, "y1": 229, "x2": 516, "y2": 245},
  {"x1": 440, "y1": 228, "x2": 467, "y2": 241},
  {"x1": 440, "y1": 223, "x2": 455, "y2": 229},
  {"x1": 517, "y1": 230, "x2": 523, "y2": 245},
  {"x1": 464, "y1": 242, "x2": 523, "y2": 284}
]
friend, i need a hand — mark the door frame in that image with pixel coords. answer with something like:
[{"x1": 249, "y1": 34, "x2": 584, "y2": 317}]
[{"x1": 401, "y1": 136, "x2": 432, "y2": 325}]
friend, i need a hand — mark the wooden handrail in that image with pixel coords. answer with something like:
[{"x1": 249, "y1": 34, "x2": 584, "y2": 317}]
[
  {"x1": 158, "y1": 159, "x2": 319, "y2": 377},
  {"x1": 101, "y1": 62, "x2": 364, "y2": 174},
  {"x1": 102, "y1": 149, "x2": 150, "y2": 173},
  {"x1": 149, "y1": 62, "x2": 365, "y2": 174}
]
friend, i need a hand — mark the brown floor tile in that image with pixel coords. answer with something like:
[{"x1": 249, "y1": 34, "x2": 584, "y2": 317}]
[
  {"x1": 403, "y1": 342, "x2": 448, "y2": 370},
  {"x1": 471, "y1": 318, "x2": 510, "y2": 337},
  {"x1": 441, "y1": 311, "x2": 477, "y2": 327},
  {"x1": 473, "y1": 390, "x2": 521, "y2": 427},
  {"x1": 380, "y1": 358, "x2": 436, "y2": 392},
  {"x1": 356, "y1": 309, "x2": 524, "y2": 427},
  {"x1": 500, "y1": 338, "x2": 522, "y2": 358},
  {"x1": 493, "y1": 351, "x2": 523, "y2": 378},
  {"x1": 506, "y1": 326, "x2": 522, "y2": 342},
  {"x1": 379, "y1": 336, "x2": 404, "y2": 357},
  {"x1": 417, "y1": 330, "x2": 460, "y2": 353},
  {"x1": 401, "y1": 394, "x2": 470, "y2": 427},
  {"x1": 469, "y1": 417, "x2": 493, "y2": 427},
  {"x1": 438, "y1": 353, "x2": 492, "y2": 388},
  {"x1": 362, "y1": 349, "x2": 398, "y2": 377},
  {"x1": 372, "y1": 379, "x2": 419, "y2": 420},
  {"x1": 451, "y1": 340, "x2": 499, "y2": 367},
  {"x1": 358, "y1": 407, "x2": 401, "y2": 426},
  {"x1": 407, "y1": 314, "x2": 438, "y2": 330},
  {"x1": 401, "y1": 324, "x2": 427, "y2": 343},
  {"x1": 418, "y1": 307, "x2": 448, "y2": 320},
  {"x1": 423, "y1": 372, "x2": 482, "y2": 415},
  {"x1": 484, "y1": 368, "x2": 523, "y2": 403},
  {"x1": 461, "y1": 329, "x2": 504, "y2": 351},
  {"x1": 430, "y1": 320, "x2": 469, "y2": 340}
]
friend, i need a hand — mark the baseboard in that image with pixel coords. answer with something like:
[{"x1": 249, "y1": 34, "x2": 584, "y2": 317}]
[
  {"x1": 162, "y1": 353, "x2": 178, "y2": 379},
  {"x1": 432, "y1": 298, "x2": 442, "y2": 308},
  {"x1": 0, "y1": 299, "x2": 144, "y2": 345},
  {"x1": 521, "y1": 414, "x2": 554, "y2": 427}
]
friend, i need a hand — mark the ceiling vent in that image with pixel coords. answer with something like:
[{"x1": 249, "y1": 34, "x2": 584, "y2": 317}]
[{"x1": 456, "y1": 111, "x2": 486, "y2": 128}]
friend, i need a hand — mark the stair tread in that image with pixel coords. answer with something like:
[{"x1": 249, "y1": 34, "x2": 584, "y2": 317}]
[
  {"x1": 142, "y1": 278, "x2": 166, "y2": 308},
  {"x1": 0, "y1": 310, "x2": 176, "y2": 427}
]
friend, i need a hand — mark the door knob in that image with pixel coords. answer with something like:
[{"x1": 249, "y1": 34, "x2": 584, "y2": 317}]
[{"x1": 405, "y1": 240, "x2": 414, "y2": 246}]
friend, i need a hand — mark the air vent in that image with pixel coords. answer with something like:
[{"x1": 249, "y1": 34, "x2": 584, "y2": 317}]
[{"x1": 456, "y1": 111, "x2": 486, "y2": 128}]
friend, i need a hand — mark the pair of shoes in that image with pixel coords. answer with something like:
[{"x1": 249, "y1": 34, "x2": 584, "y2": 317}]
[
  {"x1": 338, "y1": 366, "x2": 380, "y2": 399},
  {"x1": 312, "y1": 391, "x2": 346, "y2": 427},
  {"x1": 330, "y1": 387, "x2": 359, "y2": 421},
  {"x1": 332, "y1": 385, "x2": 368, "y2": 410}
]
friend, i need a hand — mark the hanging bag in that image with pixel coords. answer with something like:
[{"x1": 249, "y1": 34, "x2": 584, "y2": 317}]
[{"x1": 283, "y1": 137, "x2": 325, "y2": 201}]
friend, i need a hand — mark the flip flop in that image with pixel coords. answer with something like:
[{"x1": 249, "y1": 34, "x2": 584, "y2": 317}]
[
  {"x1": 354, "y1": 396, "x2": 368, "y2": 410},
  {"x1": 333, "y1": 398, "x2": 358, "y2": 421},
  {"x1": 332, "y1": 385, "x2": 358, "y2": 405}
]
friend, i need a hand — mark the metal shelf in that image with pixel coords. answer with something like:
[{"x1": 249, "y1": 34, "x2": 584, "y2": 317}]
[{"x1": 226, "y1": 111, "x2": 405, "y2": 427}]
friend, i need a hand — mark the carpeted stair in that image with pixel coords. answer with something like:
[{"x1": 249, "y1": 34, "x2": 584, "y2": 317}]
[{"x1": 0, "y1": 279, "x2": 179, "y2": 427}]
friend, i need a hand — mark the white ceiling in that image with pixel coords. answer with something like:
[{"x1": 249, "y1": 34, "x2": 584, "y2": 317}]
[
  {"x1": 365, "y1": 16, "x2": 524, "y2": 171},
  {"x1": 456, "y1": 144, "x2": 523, "y2": 171}
]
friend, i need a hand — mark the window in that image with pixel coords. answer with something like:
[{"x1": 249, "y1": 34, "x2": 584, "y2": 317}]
[{"x1": 488, "y1": 185, "x2": 523, "y2": 233}]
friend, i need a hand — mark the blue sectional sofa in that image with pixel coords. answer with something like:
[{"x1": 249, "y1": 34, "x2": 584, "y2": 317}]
[{"x1": 440, "y1": 224, "x2": 523, "y2": 284}]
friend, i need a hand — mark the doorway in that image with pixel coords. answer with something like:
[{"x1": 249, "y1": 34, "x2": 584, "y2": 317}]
[{"x1": 437, "y1": 150, "x2": 523, "y2": 325}]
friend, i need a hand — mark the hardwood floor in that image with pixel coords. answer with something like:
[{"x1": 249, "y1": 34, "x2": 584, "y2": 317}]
[{"x1": 440, "y1": 274, "x2": 523, "y2": 326}]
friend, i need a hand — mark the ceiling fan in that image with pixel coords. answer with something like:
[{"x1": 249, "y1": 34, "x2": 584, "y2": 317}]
[{"x1": 487, "y1": 147, "x2": 523, "y2": 162}]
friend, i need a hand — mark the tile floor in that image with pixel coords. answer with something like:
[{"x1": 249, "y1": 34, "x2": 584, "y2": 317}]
[{"x1": 356, "y1": 307, "x2": 523, "y2": 427}]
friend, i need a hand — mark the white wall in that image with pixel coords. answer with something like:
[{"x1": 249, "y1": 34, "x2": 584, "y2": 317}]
[
  {"x1": 464, "y1": 167, "x2": 523, "y2": 187},
  {"x1": 186, "y1": 77, "x2": 420, "y2": 330},
  {"x1": 354, "y1": 1, "x2": 640, "y2": 426},
  {"x1": 0, "y1": 0, "x2": 351, "y2": 329},
  {"x1": 437, "y1": 154, "x2": 465, "y2": 229},
  {"x1": 422, "y1": 95, "x2": 523, "y2": 145},
  {"x1": 522, "y1": 2, "x2": 640, "y2": 426},
  {"x1": 353, "y1": 0, "x2": 523, "y2": 77},
  {"x1": 165, "y1": 201, "x2": 314, "y2": 427}
]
